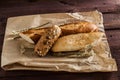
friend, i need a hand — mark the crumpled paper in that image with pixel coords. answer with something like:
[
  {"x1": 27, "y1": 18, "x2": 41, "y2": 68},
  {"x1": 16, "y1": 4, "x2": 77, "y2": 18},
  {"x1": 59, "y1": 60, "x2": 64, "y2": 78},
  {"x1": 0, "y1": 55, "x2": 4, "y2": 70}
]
[{"x1": 1, "y1": 10, "x2": 117, "y2": 72}]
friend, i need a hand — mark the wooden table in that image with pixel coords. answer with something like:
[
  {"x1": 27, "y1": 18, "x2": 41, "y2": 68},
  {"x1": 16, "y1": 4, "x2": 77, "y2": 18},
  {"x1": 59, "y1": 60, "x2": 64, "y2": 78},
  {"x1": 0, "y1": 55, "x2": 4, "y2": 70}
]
[{"x1": 0, "y1": 0, "x2": 120, "y2": 80}]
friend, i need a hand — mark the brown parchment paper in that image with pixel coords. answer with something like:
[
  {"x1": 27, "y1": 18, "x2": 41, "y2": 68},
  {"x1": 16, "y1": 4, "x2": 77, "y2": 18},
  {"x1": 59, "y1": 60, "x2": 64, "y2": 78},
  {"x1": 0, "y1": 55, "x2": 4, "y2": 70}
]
[{"x1": 1, "y1": 11, "x2": 117, "y2": 72}]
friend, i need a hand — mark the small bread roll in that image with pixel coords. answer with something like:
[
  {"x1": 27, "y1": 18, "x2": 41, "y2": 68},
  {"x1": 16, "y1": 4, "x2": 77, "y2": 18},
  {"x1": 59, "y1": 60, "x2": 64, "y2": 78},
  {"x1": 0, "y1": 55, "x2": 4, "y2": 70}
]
[
  {"x1": 34, "y1": 25, "x2": 61, "y2": 56},
  {"x1": 52, "y1": 32, "x2": 103, "y2": 52}
]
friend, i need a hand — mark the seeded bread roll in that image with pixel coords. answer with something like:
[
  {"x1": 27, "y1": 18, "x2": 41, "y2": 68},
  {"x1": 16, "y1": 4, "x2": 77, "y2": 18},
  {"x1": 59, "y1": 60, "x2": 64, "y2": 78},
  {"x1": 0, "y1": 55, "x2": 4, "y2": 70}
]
[{"x1": 34, "y1": 25, "x2": 61, "y2": 56}]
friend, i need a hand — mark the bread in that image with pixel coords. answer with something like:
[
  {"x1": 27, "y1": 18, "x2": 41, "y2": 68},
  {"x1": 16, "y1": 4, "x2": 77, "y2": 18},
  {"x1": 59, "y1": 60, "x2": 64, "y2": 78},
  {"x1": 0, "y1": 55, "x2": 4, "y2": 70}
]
[
  {"x1": 19, "y1": 28, "x2": 45, "y2": 44},
  {"x1": 60, "y1": 21, "x2": 98, "y2": 36},
  {"x1": 19, "y1": 21, "x2": 98, "y2": 44},
  {"x1": 52, "y1": 32, "x2": 103, "y2": 52},
  {"x1": 34, "y1": 25, "x2": 61, "y2": 56}
]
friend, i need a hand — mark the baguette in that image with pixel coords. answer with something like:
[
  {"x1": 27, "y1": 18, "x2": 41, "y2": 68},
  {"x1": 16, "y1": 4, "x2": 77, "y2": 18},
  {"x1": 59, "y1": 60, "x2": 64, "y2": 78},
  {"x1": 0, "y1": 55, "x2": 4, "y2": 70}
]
[
  {"x1": 60, "y1": 21, "x2": 98, "y2": 36},
  {"x1": 34, "y1": 25, "x2": 61, "y2": 56}
]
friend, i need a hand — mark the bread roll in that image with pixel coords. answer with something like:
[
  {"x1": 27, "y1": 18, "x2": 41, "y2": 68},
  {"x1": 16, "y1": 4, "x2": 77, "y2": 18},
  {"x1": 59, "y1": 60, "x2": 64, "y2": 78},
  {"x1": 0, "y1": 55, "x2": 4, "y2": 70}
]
[
  {"x1": 52, "y1": 32, "x2": 103, "y2": 52},
  {"x1": 34, "y1": 25, "x2": 61, "y2": 56}
]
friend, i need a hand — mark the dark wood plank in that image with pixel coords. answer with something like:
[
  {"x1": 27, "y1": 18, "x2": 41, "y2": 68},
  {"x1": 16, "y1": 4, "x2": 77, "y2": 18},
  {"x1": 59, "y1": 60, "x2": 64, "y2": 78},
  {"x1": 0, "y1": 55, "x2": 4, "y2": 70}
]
[
  {"x1": 104, "y1": 13, "x2": 120, "y2": 29},
  {"x1": 0, "y1": 70, "x2": 119, "y2": 80},
  {"x1": 0, "y1": 72, "x2": 119, "y2": 80},
  {"x1": 0, "y1": 0, "x2": 120, "y2": 17},
  {"x1": 106, "y1": 30, "x2": 120, "y2": 47}
]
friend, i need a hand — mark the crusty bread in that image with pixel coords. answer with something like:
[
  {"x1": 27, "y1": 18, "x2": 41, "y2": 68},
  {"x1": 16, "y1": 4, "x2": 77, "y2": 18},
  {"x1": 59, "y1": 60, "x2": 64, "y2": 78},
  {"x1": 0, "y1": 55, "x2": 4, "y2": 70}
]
[
  {"x1": 60, "y1": 21, "x2": 98, "y2": 36},
  {"x1": 34, "y1": 25, "x2": 61, "y2": 56},
  {"x1": 19, "y1": 28, "x2": 45, "y2": 44},
  {"x1": 52, "y1": 32, "x2": 104, "y2": 52},
  {"x1": 20, "y1": 21, "x2": 98, "y2": 44}
]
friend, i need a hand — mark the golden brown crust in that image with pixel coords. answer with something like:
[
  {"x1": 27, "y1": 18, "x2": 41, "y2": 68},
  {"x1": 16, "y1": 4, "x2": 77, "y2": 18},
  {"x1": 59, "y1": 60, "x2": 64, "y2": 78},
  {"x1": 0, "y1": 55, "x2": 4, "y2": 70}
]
[
  {"x1": 20, "y1": 21, "x2": 98, "y2": 44},
  {"x1": 60, "y1": 21, "x2": 98, "y2": 36},
  {"x1": 20, "y1": 28, "x2": 45, "y2": 44},
  {"x1": 52, "y1": 32, "x2": 103, "y2": 52}
]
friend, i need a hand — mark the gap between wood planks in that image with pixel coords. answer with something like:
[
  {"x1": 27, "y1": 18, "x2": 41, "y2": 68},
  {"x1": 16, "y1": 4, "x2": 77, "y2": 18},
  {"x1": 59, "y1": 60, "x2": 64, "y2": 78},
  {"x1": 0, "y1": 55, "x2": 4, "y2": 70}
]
[{"x1": 0, "y1": 0, "x2": 120, "y2": 15}]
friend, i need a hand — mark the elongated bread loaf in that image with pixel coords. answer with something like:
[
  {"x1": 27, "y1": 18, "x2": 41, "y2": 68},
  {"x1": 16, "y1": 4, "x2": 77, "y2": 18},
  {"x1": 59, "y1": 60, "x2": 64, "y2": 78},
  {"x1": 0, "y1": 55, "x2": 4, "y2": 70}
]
[
  {"x1": 34, "y1": 25, "x2": 61, "y2": 56},
  {"x1": 60, "y1": 21, "x2": 98, "y2": 36},
  {"x1": 52, "y1": 32, "x2": 104, "y2": 52}
]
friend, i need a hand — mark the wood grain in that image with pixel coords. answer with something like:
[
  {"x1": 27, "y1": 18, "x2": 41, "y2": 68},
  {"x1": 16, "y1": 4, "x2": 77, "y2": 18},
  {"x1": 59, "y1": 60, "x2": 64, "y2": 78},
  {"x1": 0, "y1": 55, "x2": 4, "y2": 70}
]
[
  {"x1": 0, "y1": 72, "x2": 118, "y2": 80},
  {"x1": 0, "y1": 0, "x2": 120, "y2": 16},
  {"x1": 104, "y1": 13, "x2": 120, "y2": 29}
]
